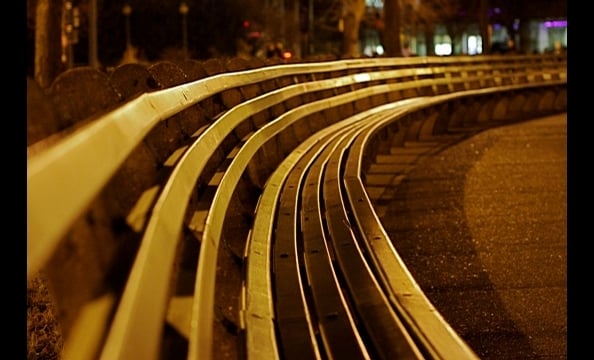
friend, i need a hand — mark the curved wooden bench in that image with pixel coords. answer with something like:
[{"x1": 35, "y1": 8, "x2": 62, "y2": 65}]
[
  {"x1": 244, "y1": 83, "x2": 565, "y2": 359},
  {"x1": 26, "y1": 54, "x2": 566, "y2": 359}
]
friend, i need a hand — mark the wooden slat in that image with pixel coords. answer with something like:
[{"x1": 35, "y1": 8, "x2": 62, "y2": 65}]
[
  {"x1": 323, "y1": 119, "x2": 424, "y2": 359},
  {"x1": 243, "y1": 107, "x2": 406, "y2": 360},
  {"x1": 343, "y1": 98, "x2": 480, "y2": 360}
]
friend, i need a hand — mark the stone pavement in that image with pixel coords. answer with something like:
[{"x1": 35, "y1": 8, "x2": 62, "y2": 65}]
[{"x1": 367, "y1": 113, "x2": 567, "y2": 359}]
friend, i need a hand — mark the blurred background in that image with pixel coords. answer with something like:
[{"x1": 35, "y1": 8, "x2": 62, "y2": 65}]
[{"x1": 26, "y1": 0, "x2": 567, "y2": 87}]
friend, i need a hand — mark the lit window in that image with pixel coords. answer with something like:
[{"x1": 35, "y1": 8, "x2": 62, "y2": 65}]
[
  {"x1": 435, "y1": 43, "x2": 452, "y2": 56},
  {"x1": 467, "y1": 36, "x2": 482, "y2": 55},
  {"x1": 366, "y1": 0, "x2": 384, "y2": 8},
  {"x1": 434, "y1": 34, "x2": 452, "y2": 56}
]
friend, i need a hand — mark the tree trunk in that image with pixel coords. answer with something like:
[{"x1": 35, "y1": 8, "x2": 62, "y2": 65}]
[
  {"x1": 383, "y1": 0, "x2": 403, "y2": 57},
  {"x1": 424, "y1": 25, "x2": 435, "y2": 56},
  {"x1": 35, "y1": 0, "x2": 65, "y2": 88},
  {"x1": 341, "y1": 0, "x2": 366, "y2": 58},
  {"x1": 479, "y1": 0, "x2": 490, "y2": 54},
  {"x1": 285, "y1": 0, "x2": 302, "y2": 58}
]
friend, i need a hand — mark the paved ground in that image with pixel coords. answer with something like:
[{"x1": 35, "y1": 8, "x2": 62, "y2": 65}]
[{"x1": 367, "y1": 113, "x2": 567, "y2": 359}]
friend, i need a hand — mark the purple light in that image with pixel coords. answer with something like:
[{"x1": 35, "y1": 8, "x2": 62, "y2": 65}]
[
  {"x1": 487, "y1": 7, "x2": 502, "y2": 18},
  {"x1": 545, "y1": 20, "x2": 567, "y2": 28}
]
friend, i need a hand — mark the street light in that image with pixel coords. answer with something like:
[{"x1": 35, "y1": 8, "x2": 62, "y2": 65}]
[
  {"x1": 122, "y1": 4, "x2": 132, "y2": 49},
  {"x1": 62, "y1": 1, "x2": 76, "y2": 68},
  {"x1": 179, "y1": 2, "x2": 189, "y2": 58}
]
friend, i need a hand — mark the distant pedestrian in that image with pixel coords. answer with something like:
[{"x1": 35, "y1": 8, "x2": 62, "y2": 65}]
[
  {"x1": 402, "y1": 41, "x2": 412, "y2": 57},
  {"x1": 374, "y1": 12, "x2": 385, "y2": 49},
  {"x1": 266, "y1": 42, "x2": 284, "y2": 59}
]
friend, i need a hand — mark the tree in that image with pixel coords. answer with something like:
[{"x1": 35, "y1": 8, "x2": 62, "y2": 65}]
[
  {"x1": 479, "y1": 0, "x2": 489, "y2": 54},
  {"x1": 383, "y1": 0, "x2": 475, "y2": 56},
  {"x1": 32, "y1": 0, "x2": 66, "y2": 88},
  {"x1": 340, "y1": 0, "x2": 366, "y2": 58},
  {"x1": 383, "y1": 0, "x2": 403, "y2": 56}
]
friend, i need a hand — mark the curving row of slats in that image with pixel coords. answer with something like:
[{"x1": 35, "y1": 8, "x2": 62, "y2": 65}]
[{"x1": 27, "y1": 54, "x2": 566, "y2": 359}]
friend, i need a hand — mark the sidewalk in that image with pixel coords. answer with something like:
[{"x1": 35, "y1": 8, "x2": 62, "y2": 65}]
[{"x1": 371, "y1": 113, "x2": 567, "y2": 359}]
